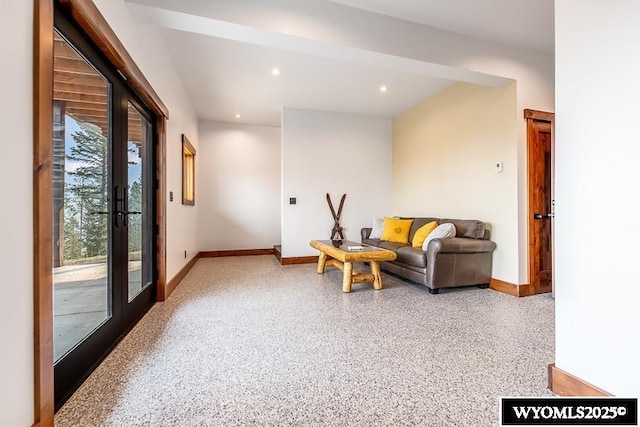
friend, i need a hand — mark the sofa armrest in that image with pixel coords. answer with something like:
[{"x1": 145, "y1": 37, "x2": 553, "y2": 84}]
[
  {"x1": 427, "y1": 237, "x2": 496, "y2": 255},
  {"x1": 361, "y1": 227, "x2": 372, "y2": 241}
]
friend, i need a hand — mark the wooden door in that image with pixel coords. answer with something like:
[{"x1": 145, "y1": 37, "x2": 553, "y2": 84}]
[{"x1": 526, "y1": 110, "x2": 554, "y2": 295}]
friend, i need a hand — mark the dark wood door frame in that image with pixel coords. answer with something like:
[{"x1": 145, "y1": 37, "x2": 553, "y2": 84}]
[
  {"x1": 525, "y1": 109, "x2": 555, "y2": 296},
  {"x1": 34, "y1": 0, "x2": 168, "y2": 424}
]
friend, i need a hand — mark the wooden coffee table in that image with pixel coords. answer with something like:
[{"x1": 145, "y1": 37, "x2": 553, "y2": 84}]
[{"x1": 309, "y1": 239, "x2": 397, "y2": 293}]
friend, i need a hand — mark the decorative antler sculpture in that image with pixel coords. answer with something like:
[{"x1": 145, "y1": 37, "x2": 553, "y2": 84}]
[{"x1": 326, "y1": 193, "x2": 346, "y2": 239}]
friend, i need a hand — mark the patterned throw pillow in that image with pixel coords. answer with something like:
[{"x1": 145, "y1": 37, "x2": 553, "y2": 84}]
[
  {"x1": 381, "y1": 217, "x2": 414, "y2": 243},
  {"x1": 422, "y1": 223, "x2": 456, "y2": 251},
  {"x1": 369, "y1": 217, "x2": 384, "y2": 239}
]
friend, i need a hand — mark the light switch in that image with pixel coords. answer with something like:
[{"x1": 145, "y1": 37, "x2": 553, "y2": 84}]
[{"x1": 495, "y1": 161, "x2": 503, "y2": 173}]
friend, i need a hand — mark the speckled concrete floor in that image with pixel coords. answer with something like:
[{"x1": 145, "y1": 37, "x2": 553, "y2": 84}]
[{"x1": 55, "y1": 255, "x2": 554, "y2": 427}]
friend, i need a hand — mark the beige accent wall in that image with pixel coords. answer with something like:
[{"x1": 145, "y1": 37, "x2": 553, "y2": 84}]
[{"x1": 393, "y1": 81, "x2": 518, "y2": 283}]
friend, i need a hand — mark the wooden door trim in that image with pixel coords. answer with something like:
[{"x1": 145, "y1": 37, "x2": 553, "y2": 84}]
[
  {"x1": 524, "y1": 109, "x2": 554, "y2": 122},
  {"x1": 525, "y1": 109, "x2": 555, "y2": 296},
  {"x1": 57, "y1": 0, "x2": 168, "y2": 119},
  {"x1": 489, "y1": 278, "x2": 535, "y2": 297},
  {"x1": 34, "y1": 0, "x2": 55, "y2": 424},
  {"x1": 34, "y1": 1, "x2": 168, "y2": 424},
  {"x1": 156, "y1": 116, "x2": 167, "y2": 301}
]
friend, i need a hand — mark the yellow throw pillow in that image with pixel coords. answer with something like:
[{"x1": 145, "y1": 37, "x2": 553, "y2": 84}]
[
  {"x1": 381, "y1": 217, "x2": 414, "y2": 243},
  {"x1": 411, "y1": 221, "x2": 439, "y2": 248}
]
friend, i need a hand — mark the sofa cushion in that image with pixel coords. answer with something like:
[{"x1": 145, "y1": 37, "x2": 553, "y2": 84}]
[
  {"x1": 376, "y1": 241, "x2": 408, "y2": 252},
  {"x1": 395, "y1": 246, "x2": 427, "y2": 268},
  {"x1": 381, "y1": 217, "x2": 414, "y2": 243},
  {"x1": 440, "y1": 218, "x2": 486, "y2": 239},
  {"x1": 422, "y1": 223, "x2": 456, "y2": 251},
  {"x1": 363, "y1": 238, "x2": 381, "y2": 247},
  {"x1": 411, "y1": 221, "x2": 438, "y2": 248}
]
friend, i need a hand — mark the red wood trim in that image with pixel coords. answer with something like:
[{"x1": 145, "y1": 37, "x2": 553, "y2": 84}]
[
  {"x1": 164, "y1": 255, "x2": 199, "y2": 300},
  {"x1": 281, "y1": 256, "x2": 319, "y2": 265},
  {"x1": 200, "y1": 249, "x2": 275, "y2": 258},
  {"x1": 34, "y1": 0, "x2": 55, "y2": 425},
  {"x1": 181, "y1": 134, "x2": 195, "y2": 206},
  {"x1": 57, "y1": 0, "x2": 169, "y2": 118},
  {"x1": 548, "y1": 364, "x2": 611, "y2": 396},
  {"x1": 526, "y1": 118, "x2": 544, "y2": 295},
  {"x1": 517, "y1": 283, "x2": 535, "y2": 297},
  {"x1": 489, "y1": 278, "x2": 534, "y2": 297},
  {"x1": 489, "y1": 278, "x2": 519, "y2": 297},
  {"x1": 524, "y1": 109, "x2": 555, "y2": 122},
  {"x1": 526, "y1": 117, "x2": 536, "y2": 293},
  {"x1": 156, "y1": 117, "x2": 167, "y2": 301}
]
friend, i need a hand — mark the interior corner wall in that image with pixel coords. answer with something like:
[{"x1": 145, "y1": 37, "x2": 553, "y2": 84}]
[
  {"x1": 93, "y1": 0, "x2": 199, "y2": 280},
  {"x1": 0, "y1": 1, "x2": 34, "y2": 425},
  {"x1": 281, "y1": 109, "x2": 392, "y2": 257},
  {"x1": 392, "y1": 82, "x2": 518, "y2": 283},
  {"x1": 555, "y1": 0, "x2": 640, "y2": 396},
  {"x1": 197, "y1": 121, "x2": 281, "y2": 251}
]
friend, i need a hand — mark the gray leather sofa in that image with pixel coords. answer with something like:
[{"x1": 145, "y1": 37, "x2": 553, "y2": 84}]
[{"x1": 361, "y1": 218, "x2": 497, "y2": 294}]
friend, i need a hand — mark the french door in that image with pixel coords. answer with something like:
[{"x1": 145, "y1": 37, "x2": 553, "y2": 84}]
[{"x1": 53, "y1": 10, "x2": 156, "y2": 409}]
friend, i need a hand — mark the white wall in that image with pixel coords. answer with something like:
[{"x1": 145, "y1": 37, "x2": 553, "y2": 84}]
[
  {"x1": 555, "y1": 0, "x2": 640, "y2": 396},
  {"x1": 198, "y1": 121, "x2": 281, "y2": 251},
  {"x1": 0, "y1": 2, "x2": 34, "y2": 425},
  {"x1": 281, "y1": 109, "x2": 392, "y2": 257},
  {"x1": 393, "y1": 82, "x2": 518, "y2": 281},
  {"x1": 94, "y1": 0, "x2": 200, "y2": 279},
  {"x1": 129, "y1": 0, "x2": 554, "y2": 283}
]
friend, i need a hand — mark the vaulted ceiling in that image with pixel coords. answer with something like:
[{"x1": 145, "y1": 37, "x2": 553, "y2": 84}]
[{"x1": 124, "y1": 0, "x2": 553, "y2": 126}]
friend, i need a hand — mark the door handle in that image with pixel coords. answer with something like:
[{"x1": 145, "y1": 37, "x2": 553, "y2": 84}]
[
  {"x1": 114, "y1": 185, "x2": 122, "y2": 228},
  {"x1": 533, "y1": 213, "x2": 554, "y2": 219},
  {"x1": 122, "y1": 185, "x2": 129, "y2": 227},
  {"x1": 122, "y1": 211, "x2": 141, "y2": 227}
]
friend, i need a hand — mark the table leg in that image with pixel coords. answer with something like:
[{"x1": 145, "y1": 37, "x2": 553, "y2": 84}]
[
  {"x1": 317, "y1": 252, "x2": 327, "y2": 274},
  {"x1": 342, "y1": 261, "x2": 353, "y2": 293},
  {"x1": 371, "y1": 261, "x2": 383, "y2": 290}
]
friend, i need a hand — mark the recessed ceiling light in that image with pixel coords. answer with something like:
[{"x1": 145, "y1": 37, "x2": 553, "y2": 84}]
[
  {"x1": 235, "y1": 113, "x2": 242, "y2": 119},
  {"x1": 379, "y1": 85, "x2": 389, "y2": 93},
  {"x1": 272, "y1": 68, "x2": 281, "y2": 76}
]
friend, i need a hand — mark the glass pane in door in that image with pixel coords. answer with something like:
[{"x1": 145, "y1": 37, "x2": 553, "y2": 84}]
[
  {"x1": 127, "y1": 103, "x2": 152, "y2": 301},
  {"x1": 53, "y1": 31, "x2": 111, "y2": 361}
]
